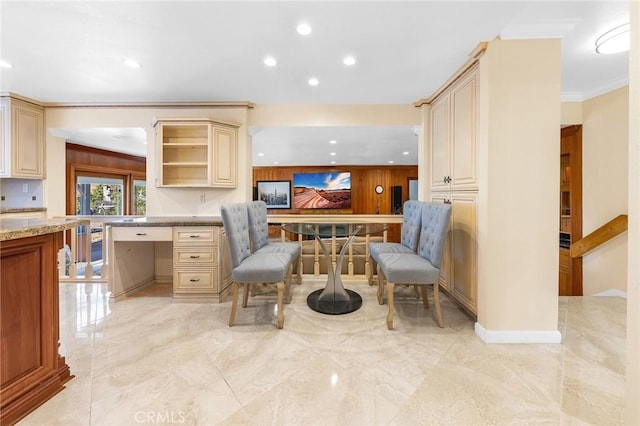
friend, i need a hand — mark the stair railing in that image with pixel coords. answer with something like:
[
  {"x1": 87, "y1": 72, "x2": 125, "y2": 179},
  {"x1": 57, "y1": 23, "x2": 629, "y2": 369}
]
[{"x1": 570, "y1": 214, "x2": 628, "y2": 258}]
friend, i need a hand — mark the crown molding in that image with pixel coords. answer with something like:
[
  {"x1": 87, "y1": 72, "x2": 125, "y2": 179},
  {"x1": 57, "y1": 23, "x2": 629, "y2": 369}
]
[{"x1": 44, "y1": 100, "x2": 255, "y2": 109}]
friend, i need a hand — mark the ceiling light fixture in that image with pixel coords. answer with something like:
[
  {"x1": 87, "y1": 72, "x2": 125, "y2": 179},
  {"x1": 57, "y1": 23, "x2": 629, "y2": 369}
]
[
  {"x1": 263, "y1": 57, "x2": 277, "y2": 67},
  {"x1": 330, "y1": 161, "x2": 336, "y2": 164},
  {"x1": 308, "y1": 77, "x2": 319, "y2": 86},
  {"x1": 402, "y1": 151, "x2": 409, "y2": 155},
  {"x1": 329, "y1": 140, "x2": 337, "y2": 144},
  {"x1": 595, "y1": 23, "x2": 630, "y2": 54},
  {"x1": 0, "y1": 60, "x2": 12, "y2": 68},
  {"x1": 343, "y1": 56, "x2": 356, "y2": 66},
  {"x1": 388, "y1": 160, "x2": 395, "y2": 164},
  {"x1": 258, "y1": 153, "x2": 264, "y2": 156},
  {"x1": 123, "y1": 59, "x2": 141, "y2": 68},
  {"x1": 297, "y1": 23, "x2": 312, "y2": 36},
  {"x1": 330, "y1": 152, "x2": 336, "y2": 156}
]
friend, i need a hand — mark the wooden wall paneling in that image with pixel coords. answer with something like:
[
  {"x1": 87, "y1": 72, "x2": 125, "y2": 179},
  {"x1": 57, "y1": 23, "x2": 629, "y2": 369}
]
[
  {"x1": 65, "y1": 143, "x2": 146, "y2": 216},
  {"x1": 253, "y1": 165, "x2": 417, "y2": 243}
]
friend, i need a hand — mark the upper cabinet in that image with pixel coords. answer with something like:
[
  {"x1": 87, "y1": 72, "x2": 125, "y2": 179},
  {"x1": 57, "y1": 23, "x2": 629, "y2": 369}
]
[
  {"x1": 153, "y1": 118, "x2": 238, "y2": 188},
  {"x1": 0, "y1": 95, "x2": 45, "y2": 179},
  {"x1": 429, "y1": 66, "x2": 478, "y2": 191}
]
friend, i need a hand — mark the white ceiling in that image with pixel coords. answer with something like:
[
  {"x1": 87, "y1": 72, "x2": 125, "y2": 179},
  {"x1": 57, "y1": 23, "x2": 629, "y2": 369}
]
[{"x1": 0, "y1": 1, "x2": 630, "y2": 165}]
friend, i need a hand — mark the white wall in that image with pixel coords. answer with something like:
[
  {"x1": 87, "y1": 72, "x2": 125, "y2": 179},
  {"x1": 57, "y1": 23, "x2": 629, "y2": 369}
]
[
  {"x1": 44, "y1": 106, "x2": 251, "y2": 217},
  {"x1": 626, "y1": 1, "x2": 639, "y2": 423},
  {"x1": 476, "y1": 38, "x2": 561, "y2": 338},
  {"x1": 582, "y1": 87, "x2": 629, "y2": 295}
]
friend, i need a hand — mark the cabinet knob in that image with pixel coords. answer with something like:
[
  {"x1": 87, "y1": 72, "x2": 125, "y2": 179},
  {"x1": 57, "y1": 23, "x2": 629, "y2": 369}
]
[
  {"x1": 189, "y1": 235, "x2": 200, "y2": 238},
  {"x1": 189, "y1": 278, "x2": 200, "y2": 282},
  {"x1": 135, "y1": 233, "x2": 147, "y2": 236},
  {"x1": 189, "y1": 255, "x2": 200, "y2": 259}
]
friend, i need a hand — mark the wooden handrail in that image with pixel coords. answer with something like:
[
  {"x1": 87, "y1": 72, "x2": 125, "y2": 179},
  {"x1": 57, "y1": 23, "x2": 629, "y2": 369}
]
[{"x1": 570, "y1": 214, "x2": 628, "y2": 258}]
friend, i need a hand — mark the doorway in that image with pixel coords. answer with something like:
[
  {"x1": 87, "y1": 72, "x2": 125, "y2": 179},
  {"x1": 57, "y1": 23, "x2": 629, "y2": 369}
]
[{"x1": 559, "y1": 125, "x2": 583, "y2": 296}]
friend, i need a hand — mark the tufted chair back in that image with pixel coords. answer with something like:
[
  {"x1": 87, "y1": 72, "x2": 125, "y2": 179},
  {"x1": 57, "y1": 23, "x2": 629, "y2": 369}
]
[
  {"x1": 417, "y1": 202, "x2": 452, "y2": 269},
  {"x1": 400, "y1": 200, "x2": 423, "y2": 251},
  {"x1": 247, "y1": 200, "x2": 270, "y2": 252},
  {"x1": 221, "y1": 203, "x2": 252, "y2": 269}
]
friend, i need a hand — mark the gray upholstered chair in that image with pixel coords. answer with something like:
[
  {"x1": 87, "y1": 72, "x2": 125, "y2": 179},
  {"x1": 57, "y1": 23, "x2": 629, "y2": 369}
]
[
  {"x1": 247, "y1": 200, "x2": 302, "y2": 291},
  {"x1": 375, "y1": 202, "x2": 452, "y2": 330},
  {"x1": 368, "y1": 200, "x2": 423, "y2": 285},
  {"x1": 221, "y1": 202, "x2": 295, "y2": 329}
]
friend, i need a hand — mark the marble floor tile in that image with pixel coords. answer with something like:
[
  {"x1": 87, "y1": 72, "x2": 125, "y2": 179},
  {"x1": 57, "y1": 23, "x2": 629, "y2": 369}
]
[{"x1": 17, "y1": 281, "x2": 626, "y2": 425}]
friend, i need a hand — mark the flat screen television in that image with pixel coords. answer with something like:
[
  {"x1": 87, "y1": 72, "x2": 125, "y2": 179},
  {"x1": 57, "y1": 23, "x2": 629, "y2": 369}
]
[{"x1": 293, "y1": 172, "x2": 351, "y2": 209}]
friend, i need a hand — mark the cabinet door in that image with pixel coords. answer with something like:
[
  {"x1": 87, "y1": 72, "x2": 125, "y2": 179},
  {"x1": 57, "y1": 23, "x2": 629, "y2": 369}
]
[
  {"x1": 0, "y1": 101, "x2": 8, "y2": 176},
  {"x1": 450, "y1": 70, "x2": 477, "y2": 190},
  {"x1": 430, "y1": 193, "x2": 452, "y2": 292},
  {"x1": 430, "y1": 94, "x2": 450, "y2": 191},
  {"x1": 450, "y1": 192, "x2": 477, "y2": 314},
  {"x1": 211, "y1": 125, "x2": 237, "y2": 187},
  {"x1": 12, "y1": 101, "x2": 44, "y2": 178}
]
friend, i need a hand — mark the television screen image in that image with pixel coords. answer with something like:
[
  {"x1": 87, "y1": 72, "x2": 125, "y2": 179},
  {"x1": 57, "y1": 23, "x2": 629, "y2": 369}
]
[{"x1": 293, "y1": 172, "x2": 351, "y2": 209}]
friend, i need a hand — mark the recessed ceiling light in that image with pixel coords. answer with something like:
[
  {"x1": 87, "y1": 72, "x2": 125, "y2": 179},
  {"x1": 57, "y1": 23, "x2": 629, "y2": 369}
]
[
  {"x1": 330, "y1": 152, "x2": 336, "y2": 156},
  {"x1": 123, "y1": 59, "x2": 140, "y2": 68},
  {"x1": 402, "y1": 151, "x2": 409, "y2": 155},
  {"x1": 258, "y1": 153, "x2": 264, "y2": 156},
  {"x1": 273, "y1": 161, "x2": 279, "y2": 165},
  {"x1": 388, "y1": 160, "x2": 395, "y2": 164},
  {"x1": 263, "y1": 56, "x2": 277, "y2": 67},
  {"x1": 595, "y1": 23, "x2": 630, "y2": 54},
  {"x1": 0, "y1": 60, "x2": 12, "y2": 69},
  {"x1": 308, "y1": 77, "x2": 319, "y2": 86},
  {"x1": 343, "y1": 56, "x2": 356, "y2": 66},
  {"x1": 330, "y1": 161, "x2": 336, "y2": 164},
  {"x1": 297, "y1": 23, "x2": 312, "y2": 36},
  {"x1": 329, "y1": 140, "x2": 337, "y2": 144}
]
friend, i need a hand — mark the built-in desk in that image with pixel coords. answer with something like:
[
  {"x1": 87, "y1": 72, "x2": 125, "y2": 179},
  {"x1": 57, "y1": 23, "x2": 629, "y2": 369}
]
[{"x1": 106, "y1": 217, "x2": 232, "y2": 302}]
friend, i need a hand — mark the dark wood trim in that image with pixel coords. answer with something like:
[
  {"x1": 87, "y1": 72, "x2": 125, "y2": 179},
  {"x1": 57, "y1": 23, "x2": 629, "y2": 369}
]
[
  {"x1": 560, "y1": 125, "x2": 583, "y2": 296},
  {"x1": 65, "y1": 143, "x2": 146, "y2": 216}
]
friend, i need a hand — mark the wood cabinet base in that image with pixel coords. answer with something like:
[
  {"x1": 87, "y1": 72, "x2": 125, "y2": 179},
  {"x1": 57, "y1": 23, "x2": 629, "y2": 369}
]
[{"x1": 0, "y1": 233, "x2": 71, "y2": 426}]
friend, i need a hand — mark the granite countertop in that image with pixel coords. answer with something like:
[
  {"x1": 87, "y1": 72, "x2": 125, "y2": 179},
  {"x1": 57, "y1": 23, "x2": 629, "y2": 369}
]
[
  {"x1": 105, "y1": 216, "x2": 224, "y2": 227},
  {"x1": 0, "y1": 207, "x2": 47, "y2": 214},
  {"x1": 0, "y1": 217, "x2": 90, "y2": 241}
]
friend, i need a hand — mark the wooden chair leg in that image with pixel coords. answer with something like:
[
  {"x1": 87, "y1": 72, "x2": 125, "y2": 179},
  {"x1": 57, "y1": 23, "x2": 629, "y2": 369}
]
[
  {"x1": 276, "y1": 281, "x2": 285, "y2": 329},
  {"x1": 367, "y1": 256, "x2": 374, "y2": 286},
  {"x1": 242, "y1": 283, "x2": 250, "y2": 308},
  {"x1": 229, "y1": 282, "x2": 240, "y2": 327},
  {"x1": 386, "y1": 282, "x2": 395, "y2": 330},
  {"x1": 414, "y1": 285, "x2": 421, "y2": 299},
  {"x1": 420, "y1": 286, "x2": 430, "y2": 309},
  {"x1": 377, "y1": 266, "x2": 385, "y2": 305},
  {"x1": 296, "y1": 255, "x2": 302, "y2": 285},
  {"x1": 285, "y1": 264, "x2": 293, "y2": 304},
  {"x1": 432, "y1": 282, "x2": 444, "y2": 328}
]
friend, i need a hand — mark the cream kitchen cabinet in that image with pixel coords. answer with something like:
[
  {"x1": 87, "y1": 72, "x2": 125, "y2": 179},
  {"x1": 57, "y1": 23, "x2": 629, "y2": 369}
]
[
  {"x1": 429, "y1": 65, "x2": 478, "y2": 192},
  {"x1": 153, "y1": 118, "x2": 238, "y2": 188},
  {"x1": 431, "y1": 192, "x2": 478, "y2": 315},
  {"x1": 172, "y1": 226, "x2": 232, "y2": 300},
  {"x1": 108, "y1": 222, "x2": 232, "y2": 302},
  {"x1": 0, "y1": 95, "x2": 45, "y2": 179}
]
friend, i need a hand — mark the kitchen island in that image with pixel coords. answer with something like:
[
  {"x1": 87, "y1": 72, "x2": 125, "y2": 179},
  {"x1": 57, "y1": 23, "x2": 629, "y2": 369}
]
[{"x1": 0, "y1": 217, "x2": 89, "y2": 425}]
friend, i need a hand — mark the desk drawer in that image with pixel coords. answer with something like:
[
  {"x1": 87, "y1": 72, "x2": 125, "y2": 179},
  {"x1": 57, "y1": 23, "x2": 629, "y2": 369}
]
[
  {"x1": 111, "y1": 226, "x2": 173, "y2": 241},
  {"x1": 173, "y1": 269, "x2": 216, "y2": 291},
  {"x1": 174, "y1": 248, "x2": 216, "y2": 266},
  {"x1": 173, "y1": 227, "x2": 216, "y2": 245}
]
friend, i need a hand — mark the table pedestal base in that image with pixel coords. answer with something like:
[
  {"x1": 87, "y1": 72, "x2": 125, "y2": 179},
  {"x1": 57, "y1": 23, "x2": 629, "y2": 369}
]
[{"x1": 307, "y1": 289, "x2": 362, "y2": 315}]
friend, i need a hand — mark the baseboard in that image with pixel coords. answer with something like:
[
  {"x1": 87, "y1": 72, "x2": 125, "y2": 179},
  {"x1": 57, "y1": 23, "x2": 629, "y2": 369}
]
[
  {"x1": 475, "y1": 322, "x2": 562, "y2": 344},
  {"x1": 593, "y1": 289, "x2": 628, "y2": 298}
]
